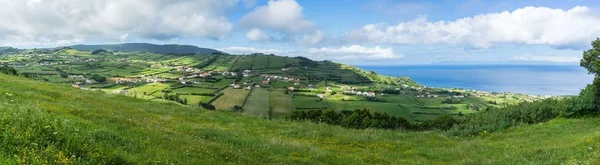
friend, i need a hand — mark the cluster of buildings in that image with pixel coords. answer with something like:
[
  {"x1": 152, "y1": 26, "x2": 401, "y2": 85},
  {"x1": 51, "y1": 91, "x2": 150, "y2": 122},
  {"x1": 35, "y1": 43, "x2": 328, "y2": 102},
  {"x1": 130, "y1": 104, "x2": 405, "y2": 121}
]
[{"x1": 343, "y1": 90, "x2": 377, "y2": 97}]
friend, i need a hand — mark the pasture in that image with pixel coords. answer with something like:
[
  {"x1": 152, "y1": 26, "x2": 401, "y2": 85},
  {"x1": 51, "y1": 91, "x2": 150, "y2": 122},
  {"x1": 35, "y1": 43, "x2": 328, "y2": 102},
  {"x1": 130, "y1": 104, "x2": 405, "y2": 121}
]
[
  {"x1": 212, "y1": 88, "x2": 250, "y2": 110},
  {"x1": 270, "y1": 89, "x2": 294, "y2": 118},
  {"x1": 292, "y1": 95, "x2": 328, "y2": 110},
  {"x1": 179, "y1": 95, "x2": 213, "y2": 106},
  {"x1": 242, "y1": 88, "x2": 271, "y2": 118},
  {"x1": 129, "y1": 83, "x2": 169, "y2": 95},
  {"x1": 172, "y1": 87, "x2": 215, "y2": 94}
]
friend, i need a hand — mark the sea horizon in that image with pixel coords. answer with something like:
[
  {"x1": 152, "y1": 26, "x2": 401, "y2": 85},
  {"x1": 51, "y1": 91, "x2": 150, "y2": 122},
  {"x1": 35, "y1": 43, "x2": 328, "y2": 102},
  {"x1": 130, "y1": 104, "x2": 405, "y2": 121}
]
[{"x1": 358, "y1": 64, "x2": 594, "y2": 96}]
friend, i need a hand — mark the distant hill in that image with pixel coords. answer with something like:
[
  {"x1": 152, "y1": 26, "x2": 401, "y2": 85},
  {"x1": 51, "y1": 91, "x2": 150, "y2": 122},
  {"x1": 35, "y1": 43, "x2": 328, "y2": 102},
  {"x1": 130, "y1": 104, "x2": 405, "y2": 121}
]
[
  {"x1": 0, "y1": 47, "x2": 20, "y2": 55},
  {"x1": 70, "y1": 43, "x2": 222, "y2": 55}
]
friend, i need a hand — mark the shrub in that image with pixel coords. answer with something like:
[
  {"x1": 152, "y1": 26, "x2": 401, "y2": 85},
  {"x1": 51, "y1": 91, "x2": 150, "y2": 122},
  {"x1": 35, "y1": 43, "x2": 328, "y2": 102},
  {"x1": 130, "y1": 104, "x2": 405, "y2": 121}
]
[
  {"x1": 422, "y1": 115, "x2": 459, "y2": 130},
  {"x1": 200, "y1": 102, "x2": 216, "y2": 110}
]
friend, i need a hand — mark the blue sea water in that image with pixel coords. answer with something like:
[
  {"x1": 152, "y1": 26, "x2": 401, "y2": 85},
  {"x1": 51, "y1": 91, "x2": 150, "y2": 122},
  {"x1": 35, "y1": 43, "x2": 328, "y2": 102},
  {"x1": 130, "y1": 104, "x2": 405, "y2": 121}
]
[{"x1": 358, "y1": 65, "x2": 595, "y2": 96}]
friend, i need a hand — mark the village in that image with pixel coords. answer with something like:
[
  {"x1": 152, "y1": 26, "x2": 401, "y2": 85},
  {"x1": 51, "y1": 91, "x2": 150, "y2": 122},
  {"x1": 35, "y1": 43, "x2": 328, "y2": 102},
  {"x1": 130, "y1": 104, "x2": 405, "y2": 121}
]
[{"x1": 0, "y1": 48, "x2": 549, "y2": 122}]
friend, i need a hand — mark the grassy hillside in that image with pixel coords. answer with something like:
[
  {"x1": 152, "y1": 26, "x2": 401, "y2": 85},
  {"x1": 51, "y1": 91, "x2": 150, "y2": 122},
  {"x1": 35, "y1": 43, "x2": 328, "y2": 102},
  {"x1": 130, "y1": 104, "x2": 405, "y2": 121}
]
[
  {"x1": 1, "y1": 74, "x2": 599, "y2": 164},
  {"x1": 70, "y1": 43, "x2": 222, "y2": 55}
]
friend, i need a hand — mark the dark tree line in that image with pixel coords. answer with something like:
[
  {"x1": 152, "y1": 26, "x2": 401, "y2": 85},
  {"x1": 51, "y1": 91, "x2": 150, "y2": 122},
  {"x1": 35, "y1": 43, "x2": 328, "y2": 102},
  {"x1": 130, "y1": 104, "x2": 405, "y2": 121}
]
[
  {"x1": 0, "y1": 65, "x2": 18, "y2": 76},
  {"x1": 288, "y1": 108, "x2": 459, "y2": 131},
  {"x1": 163, "y1": 93, "x2": 187, "y2": 105},
  {"x1": 200, "y1": 102, "x2": 215, "y2": 110}
]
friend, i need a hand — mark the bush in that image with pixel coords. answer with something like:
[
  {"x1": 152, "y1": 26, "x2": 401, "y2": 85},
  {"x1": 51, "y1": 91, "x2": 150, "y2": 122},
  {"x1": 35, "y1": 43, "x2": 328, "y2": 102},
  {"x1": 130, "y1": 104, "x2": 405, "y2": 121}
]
[
  {"x1": 89, "y1": 74, "x2": 107, "y2": 83},
  {"x1": 200, "y1": 102, "x2": 216, "y2": 110},
  {"x1": 422, "y1": 115, "x2": 459, "y2": 130},
  {"x1": 448, "y1": 98, "x2": 572, "y2": 136},
  {"x1": 0, "y1": 65, "x2": 18, "y2": 76},
  {"x1": 289, "y1": 108, "x2": 412, "y2": 130},
  {"x1": 231, "y1": 105, "x2": 243, "y2": 112}
]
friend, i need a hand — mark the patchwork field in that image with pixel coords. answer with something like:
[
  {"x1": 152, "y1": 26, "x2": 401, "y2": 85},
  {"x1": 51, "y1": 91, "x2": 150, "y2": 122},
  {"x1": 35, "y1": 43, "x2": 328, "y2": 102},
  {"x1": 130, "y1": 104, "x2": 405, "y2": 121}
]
[
  {"x1": 243, "y1": 88, "x2": 271, "y2": 118},
  {"x1": 270, "y1": 89, "x2": 294, "y2": 118},
  {"x1": 212, "y1": 88, "x2": 250, "y2": 110},
  {"x1": 129, "y1": 83, "x2": 169, "y2": 95},
  {"x1": 172, "y1": 87, "x2": 216, "y2": 94},
  {"x1": 0, "y1": 47, "x2": 524, "y2": 121},
  {"x1": 179, "y1": 95, "x2": 213, "y2": 106},
  {"x1": 293, "y1": 95, "x2": 328, "y2": 110}
]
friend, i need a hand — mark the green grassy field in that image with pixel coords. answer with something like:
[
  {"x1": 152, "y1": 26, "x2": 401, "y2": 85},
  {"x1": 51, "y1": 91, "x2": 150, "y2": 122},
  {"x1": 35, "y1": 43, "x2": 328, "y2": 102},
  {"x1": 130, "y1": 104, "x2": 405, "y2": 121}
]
[
  {"x1": 179, "y1": 95, "x2": 213, "y2": 106},
  {"x1": 270, "y1": 89, "x2": 294, "y2": 118},
  {"x1": 172, "y1": 87, "x2": 215, "y2": 94},
  {"x1": 212, "y1": 88, "x2": 250, "y2": 110},
  {"x1": 0, "y1": 47, "x2": 534, "y2": 121},
  {"x1": 129, "y1": 83, "x2": 169, "y2": 95},
  {"x1": 0, "y1": 74, "x2": 599, "y2": 164},
  {"x1": 293, "y1": 95, "x2": 329, "y2": 110},
  {"x1": 242, "y1": 88, "x2": 271, "y2": 118},
  {"x1": 251, "y1": 55, "x2": 269, "y2": 70}
]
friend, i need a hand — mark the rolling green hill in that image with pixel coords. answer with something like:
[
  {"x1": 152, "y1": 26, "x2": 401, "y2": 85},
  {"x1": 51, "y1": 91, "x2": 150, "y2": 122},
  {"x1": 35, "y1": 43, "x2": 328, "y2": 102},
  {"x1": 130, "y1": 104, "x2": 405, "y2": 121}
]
[
  {"x1": 1, "y1": 71, "x2": 599, "y2": 164},
  {"x1": 70, "y1": 43, "x2": 222, "y2": 55},
  {"x1": 0, "y1": 47, "x2": 540, "y2": 123}
]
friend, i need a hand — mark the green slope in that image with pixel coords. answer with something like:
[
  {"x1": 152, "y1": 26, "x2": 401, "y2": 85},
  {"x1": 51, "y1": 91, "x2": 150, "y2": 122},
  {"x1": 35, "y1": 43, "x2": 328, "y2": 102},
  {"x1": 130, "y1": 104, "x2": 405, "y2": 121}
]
[
  {"x1": 70, "y1": 43, "x2": 222, "y2": 55},
  {"x1": 1, "y1": 74, "x2": 599, "y2": 164}
]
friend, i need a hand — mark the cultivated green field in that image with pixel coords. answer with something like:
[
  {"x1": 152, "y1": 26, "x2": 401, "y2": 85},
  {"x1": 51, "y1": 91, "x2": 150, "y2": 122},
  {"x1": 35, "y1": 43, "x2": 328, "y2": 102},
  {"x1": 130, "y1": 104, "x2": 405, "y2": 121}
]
[
  {"x1": 242, "y1": 88, "x2": 271, "y2": 118},
  {"x1": 0, "y1": 47, "x2": 539, "y2": 122},
  {"x1": 179, "y1": 95, "x2": 213, "y2": 106},
  {"x1": 212, "y1": 88, "x2": 250, "y2": 110},
  {"x1": 270, "y1": 89, "x2": 294, "y2": 118}
]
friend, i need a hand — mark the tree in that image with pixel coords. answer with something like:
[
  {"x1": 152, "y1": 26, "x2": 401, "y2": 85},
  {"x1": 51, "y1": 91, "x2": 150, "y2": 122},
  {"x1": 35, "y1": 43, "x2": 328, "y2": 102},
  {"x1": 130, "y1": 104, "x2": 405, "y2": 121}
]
[
  {"x1": 423, "y1": 115, "x2": 458, "y2": 130},
  {"x1": 0, "y1": 65, "x2": 17, "y2": 76},
  {"x1": 59, "y1": 72, "x2": 68, "y2": 78},
  {"x1": 91, "y1": 49, "x2": 107, "y2": 55},
  {"x1": 231, "y1": 105, "x2": 243, "y2": 112},
  {"x1": 90, "y1": 74, "x2": 107, "y2": 83},
  {"x1": 581, "y1": 38, "x2": 600, "y2": 76},
  {"x1": 580, "y1": 38, "x2": 600, "y2": 106},
  {"x1": 200, "y1": 102, "x2": 215, "y2": 110}
]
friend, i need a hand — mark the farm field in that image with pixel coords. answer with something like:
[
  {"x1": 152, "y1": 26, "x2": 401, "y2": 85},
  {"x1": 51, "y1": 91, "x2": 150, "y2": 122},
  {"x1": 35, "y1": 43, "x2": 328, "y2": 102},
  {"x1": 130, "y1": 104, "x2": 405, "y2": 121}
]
[
  {"x1": 0, "y1": 46, "x2": 535, "y2": 122},
  {"x1": 179, "y1": 95, "x2": 213, "y2": 106},
  {"x1": 251, "y1": 55, "x2": 269, "y2": 70},
  {"x1": 0, "y1": 74, "x2": 597, "y2": 164},
  {"x1": 212, "y1": 88, "x2": 250, "y2": 110},
  {"x1": 172, "y1": 87, "x2": 215, "y2": 94},
  {"x1": 270, "y1": 89, "x2": 294, "y2": 118},
  {"x1": 242, "y1": 88, "x2": 271, "y2": 118},
  {"x1": 293, "y1": 95, "x2": 328, "y2": 110},
  {"x1": 129, "y1": 83, "x2": 169, "y2": 95}
]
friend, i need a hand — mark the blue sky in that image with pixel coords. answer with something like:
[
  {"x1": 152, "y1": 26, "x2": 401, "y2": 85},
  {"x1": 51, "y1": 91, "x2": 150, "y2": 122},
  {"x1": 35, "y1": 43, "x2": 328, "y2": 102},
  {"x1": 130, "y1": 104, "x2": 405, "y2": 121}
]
[{"x1": 1, "y1": 0, "x2": 599, "y2": 65}]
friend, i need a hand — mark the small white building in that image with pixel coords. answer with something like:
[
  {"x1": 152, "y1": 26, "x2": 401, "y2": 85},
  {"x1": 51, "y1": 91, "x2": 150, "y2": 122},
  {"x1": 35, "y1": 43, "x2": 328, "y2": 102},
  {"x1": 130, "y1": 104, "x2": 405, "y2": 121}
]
[{"x1": 317, "y1": 93, "x2": 326, "y2": 98}]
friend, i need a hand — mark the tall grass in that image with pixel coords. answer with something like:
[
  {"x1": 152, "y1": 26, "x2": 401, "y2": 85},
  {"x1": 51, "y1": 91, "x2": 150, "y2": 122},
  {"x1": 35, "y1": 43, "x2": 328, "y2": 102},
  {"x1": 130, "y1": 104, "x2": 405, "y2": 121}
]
[{"x1": 1, "y1": 74, "x2": 600, "y2": 164}]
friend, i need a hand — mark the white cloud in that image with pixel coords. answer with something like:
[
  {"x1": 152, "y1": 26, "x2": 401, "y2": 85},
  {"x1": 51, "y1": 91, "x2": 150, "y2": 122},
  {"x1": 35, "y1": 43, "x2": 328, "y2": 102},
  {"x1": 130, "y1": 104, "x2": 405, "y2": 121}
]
[
  {"x1": 300, "y1": 30, "x2": 323, "y2": 45},
  {"x1": 240, "y1": 0, "x2": 322, "y2": 45},
  {"x1": 346, "y1": 6, "x2": 600, "y2": 49},
  {"x1": 514, "y1": 55, "x2": 580, "y2": 63},
  {"x1": 220, "y1": 45, "x2": 402, "y2": 61},
  {"x1": 239, "y1": 0, "x2": 315, "y2": 33},
  {"x1": 219, "y1": 46, "x2": 296, "y2": 55},
  {"x1": 307, "y1": 45, "x2": 403, "y2": 60},
  {"x1": 0, "y1": 0, "x2": 238, "y2": 46},
  {"x1": 119, "y1": 33, "x2": 129, "y2": 42},
  {"x1": 246, "y1": 28, "x2": 271, "y2": 41}
]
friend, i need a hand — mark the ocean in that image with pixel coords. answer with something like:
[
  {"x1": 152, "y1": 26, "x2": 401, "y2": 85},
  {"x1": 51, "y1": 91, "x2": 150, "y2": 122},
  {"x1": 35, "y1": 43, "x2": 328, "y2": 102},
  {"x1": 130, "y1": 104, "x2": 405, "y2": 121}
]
[{"x1": 358, "y1": 65, "x2": 595, "y2": 96}]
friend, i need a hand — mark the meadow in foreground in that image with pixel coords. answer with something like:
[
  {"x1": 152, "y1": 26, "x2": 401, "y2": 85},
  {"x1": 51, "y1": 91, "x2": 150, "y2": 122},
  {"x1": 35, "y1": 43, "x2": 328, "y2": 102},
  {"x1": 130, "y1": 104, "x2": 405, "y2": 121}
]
[{"x1": 1, "y1": 74, "x2": 600, "y2": 164}]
